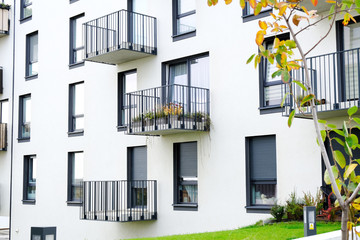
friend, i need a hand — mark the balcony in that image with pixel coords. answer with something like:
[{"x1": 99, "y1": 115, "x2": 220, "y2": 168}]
[
  {"x1": 0, "y1": 123, "x2": 7, "y2": 151},
  {"x1": 83, "y1": 10, "x2": 157, "y2": 65},
  {"x1": 283, "y1": 47, "x2": 360, "y2": 119},
  {"x1": 80, "y1": 180, "x2": 157, "y2": 222},
  {"x1": 0, "y1": 5, "x2": 9, "y2": 37},
  {"x1": 125, "y1": 84, "x2": 210, "y2": 136}
]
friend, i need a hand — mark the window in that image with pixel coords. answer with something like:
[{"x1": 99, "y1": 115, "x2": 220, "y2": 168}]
[
  {"x1": 0, "y1": 99, "x2": 9, "y2": 124},
  {"x1": 18, "y1": 94, "x2": 31, "y2": 140},
  {"x1": 259, "y1": 34, "x2": 289, "y2": 114},
  {"x1": 23, "y1": 155, "x2": 36, "y2": 203},
  {"x1": 70, "y1": 13, "x2": 85, "y2": 66},
  {"x1": 246, "y1": 135, "x2": 277, "y2": 211},
  {"x1": 21, "y1": 0, "x2": 32, "y2": 20},
  {"x1": 0, "y1": 100, "x2": 9, "y2": 150},
  {"x1": 118, "y1": 70, "x2": 137, "y2": 130},
  {"x1": 172, "y1": 0, "x2": 196, "y2": 41},
  {"x1": 173, "y1": 142, "x2": 198, "y2": 210},
  {"x1": 68, "y1": 152, "x2": 84, "y2": 204},
  {"x1": 26, "y1": 31, "x2": 38, "y2": 79},
  {"x1": 68, "y1": 82, "x2": 84, "y2": 135},
  {"x1": 128, "y1": 146, "x2": 147, "y2": 208},
  {"x1": 242, "y1": 2, "x2": 271, "y2": 22}
]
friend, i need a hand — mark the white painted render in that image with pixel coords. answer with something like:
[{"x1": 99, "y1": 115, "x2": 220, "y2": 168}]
[{"x1": 0, "y1": 0, "x2": 349, "y2": 239}]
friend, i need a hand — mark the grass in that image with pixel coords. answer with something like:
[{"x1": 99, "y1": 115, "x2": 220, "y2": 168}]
[{"x1": 129, "y1": 221, "x2": 341, "y2": 240}]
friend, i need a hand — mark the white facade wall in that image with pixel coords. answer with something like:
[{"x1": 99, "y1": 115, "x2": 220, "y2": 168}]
[{"x1": 0, "y1": 0, "x2": 346, "y2": 239}]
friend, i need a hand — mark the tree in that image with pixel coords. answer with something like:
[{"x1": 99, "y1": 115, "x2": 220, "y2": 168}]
[{"x1": 209, "y1": 0, "x2": 360, "y2": 239}]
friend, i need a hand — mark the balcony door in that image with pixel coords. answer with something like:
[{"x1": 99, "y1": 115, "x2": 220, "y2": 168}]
[
  {"x1": 128, "y1": 146, "x2": 147, "y2": 208},
  {"x1": 128, "y1": 0, "x2": 149, "y2": 49},
  {"x1": 167, "y1": 55, "x2": 209, "y2": 114},
  {"x1": 337, "y1": 17, "x2": 360, "y2": 101}
]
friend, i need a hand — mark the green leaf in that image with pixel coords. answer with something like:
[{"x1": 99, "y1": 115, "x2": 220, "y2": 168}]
[
  {"x1": 356, "y1": 0, "x2": 360, "y2": 8},
  {"x1": 282, "y1": 71, "x2": 290, "y2": 83},
  {"x1": 348, "y1": 181, "x2": 357, "y2": 192},
  {"x1": 276, "y1": 54, "x2": 282, "y2": 67},
  {"x1": 301, "y1": 94, "x2": 315, "y2": 106},
  {"x1": 345, "y1": 141, "x2": 353, "y2": 158},
  {"x1": 281, "y1": 92, "x2": 290, "y2": 108},
  {"x1": 351, "y1": 134, "x2": 359, "y2": 145},
  {"x1": 321, "y1": 130, "x2": 327, "y2": 142},
  {"x1": 329, "y1": 4, "x2": 335, "y2": 17},
  {"x1": 343, "y1": 121, "x2": 349, "y2": 137},
  {"x1": 348, "y1": 105, "x2": 358, "y2": 116},
  {"x1": 293, "y1": 81, "x2": 307, "y2": 92},
  {"x1": 334, "y1": 150, "x2": 346, "y2": 168},
  {"x1": 288, "y1": 110, "x2": 295, "y2": 128},
  {"x1": 353, "y1": 117, "x2": 360, "y2": 125},
  {"x1": 259, "y1": 45, "x2": 265, "y2": 52},
  {"x1": 246, "y1": 54, "x2": 256, "y2": 64},
  {"x1": 254, "y1": 2, "x2": 262, "y2": 15},
  {"x1": 333, "y1": 137, "x2": 344, "y2": 147},
  {"x1": 285, "y1": 40, "x2": 296, "y2": 49},
  {"x1": 272, "y1": 69, "x2": 282, "y2": 78},
  {"x1": 328, "y1": 124, "x2": 337, "y2": 129},
  {"x1": 318, "y1": 119, "x2": 327, "y2": 124},
  {"x1": 324, "y1": 165, "x2": 339, "y2": 185},
  {"x1": 345, "y1": 163, "x2": 358, "y2": 179},
  {"x1": 346, "y1": 136, "x2": 354, "y2": 147},
  {"x1": 332, "y1": 129, "x2": 345, "y2": 137}
]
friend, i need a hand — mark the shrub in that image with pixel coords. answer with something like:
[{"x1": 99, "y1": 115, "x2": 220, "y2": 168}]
[
  {"x1": 285, "y1": 192, "x2": 304, "y2": 221},
  {"x1": 270, "y1": 204, "x2": 285, "y2": 222}
]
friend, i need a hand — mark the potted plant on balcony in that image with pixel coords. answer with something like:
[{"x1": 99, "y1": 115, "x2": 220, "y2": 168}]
[
  {"x1": 0, "y1": 3, "x2": 10, "y2": 10},
  {"x1": 0, "y1": 3, "x2": 10, "y2": 35}
]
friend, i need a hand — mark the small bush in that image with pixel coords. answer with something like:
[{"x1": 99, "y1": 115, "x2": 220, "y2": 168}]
[
  {"x1": 285, "y1": 192, "x2": 304, "y2": 221},
  {"x1": 270, "y1": 204, "x2": 285, "y2": 222}
]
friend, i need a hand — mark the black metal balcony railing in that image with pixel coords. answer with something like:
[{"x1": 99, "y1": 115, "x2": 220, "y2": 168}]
[
  {"x1": 283, "y1": 47, "x2": 360, "y2": 118},
  {"x1": 83, "y1": 10, "x2": 157, "y2": 64},
  {"x1": 125, "y1": 84, "x2": 210, "y2": 135},
  {"x1": 80, "y1": 180, "x2": 157, "y2": 222}
]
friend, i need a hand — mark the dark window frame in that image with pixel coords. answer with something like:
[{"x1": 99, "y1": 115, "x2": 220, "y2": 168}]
[
  {"x1": 67, "y1": 151, "x2": 83, "y2": 205},
  {"x1": 20, "y1": 0, "x2": 32, "y2": 22},
  {"x1": 68, "y1": 81, "x2": 84, "y2": 136},
  {"x1": 172, "y1": 0, "x2": 196, "y2": 41},
  {"x1": 23, "y1": 155, "x2": 36, "y2": 204},
  {"x1": 245, "y1": 135, "x2": 277, "y2": 213},
  {"x1": 117, "y1": 69, "x2": 137, "y2": 131},
  {"x1": 259, "y1": 33, "x2": 289, "y2": 114},
  {"x1": 69, "y1": 13, "x2": 85, "y2": 68},
  {"x1": 25, "y1": 31, "x2": 38, "y2": 80},
  {"x1": 18, "y1": 94, "x2": 31, "y2": 141},
  {"x1": 242, "y1": 2, "x2": 272, "y2": 23},
  {"x1": 173, "y1": 141, "x2": 198, "y2": 211}
]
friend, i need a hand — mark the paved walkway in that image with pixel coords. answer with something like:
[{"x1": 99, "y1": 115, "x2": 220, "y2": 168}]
[{"x1": 0, "y1": 229, "x2": 9, "y2": 240}]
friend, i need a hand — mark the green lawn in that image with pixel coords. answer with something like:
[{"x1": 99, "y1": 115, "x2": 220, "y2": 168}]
[{"x1": 129, "y1": 221, "x2": 341, "y2": 240}]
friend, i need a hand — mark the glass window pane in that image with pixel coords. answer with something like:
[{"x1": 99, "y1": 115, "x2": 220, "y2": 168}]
[
  {"x1": 190, "y1": 57, "x2": 209, "y2": 89},
  {"x1": 251, "y1": 183, "x2": 276, "y2": 205},
  {"x1": 178, "y1": 0, "x2": 195, "y2": 14},
  {"x1": 73, "y1": 152, "x2": 84, "y2": 180},
  {"x1": 74, "y1": 116, "x2": 84, "y2": 130},
  {"x1": 264, "y1": 85, "x2": 282, "y2": 106},
  {"x1": 177, "y1": 14, "x2": 196, "y2": 35},
  {"x1": 32, "y1": 235, "x2": 41, "y2": 240},
  {"x1": 1, "y1": 101, "x2": 8, "y2": 124},
  {"x1": 75, "y1": 18, "x2": 84, "y2": 48},
  {"x1": 170, "y1": 63, "x2": 187, "y2": 85},
  {"x1": 344, "y1": 22, "x2": 360, "y2": 50},
  {"x1": 125, "y1": 72, "x2": 137, "y2": 93},
  {"x1": 266, "y1": 43, "x2": 280, "y2": 83},
  {"x1": 74, "y1": 83, "x2": 84, "y2": 115},
  {"x1": 45, "y1": 235, "x2": 55, "y2": 240},
  {"x1": 24, "y1": 97, "x2": 31, "y2": 122},
  {"x1": 179, "y1": 184, "x2": 197, "y2": 203},
  {"x1": 30, "y1": 34, "x2": 38, "y2": 62},
  {"x1": 24, "y1": 6, "x2": 32, "y2": 18}
]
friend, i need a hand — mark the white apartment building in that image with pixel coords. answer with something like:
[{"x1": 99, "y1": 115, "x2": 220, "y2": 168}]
[{"x1": 0, "y1": 0, "x2": 357, "y2": 239}]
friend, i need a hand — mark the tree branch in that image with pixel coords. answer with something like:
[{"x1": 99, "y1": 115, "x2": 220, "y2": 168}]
[{"x1": 347, "y1": 182, "x2": 360, "y2": 204}]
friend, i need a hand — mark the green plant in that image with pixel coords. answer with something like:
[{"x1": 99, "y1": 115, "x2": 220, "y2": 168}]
[
  {"x1": 0, "y1": 3, "x2": 10, "y2": 9},
  {"x1": 144, "y1": 112, "x2": 154, "y2": 120},
  {"x1": 270, "y1": 204, "x2": 285, "y2": 222},
  {"x1": 285, "y1": 192, "x2": 303, "y2": 221}
]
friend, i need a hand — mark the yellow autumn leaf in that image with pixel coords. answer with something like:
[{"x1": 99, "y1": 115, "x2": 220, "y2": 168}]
[
  {"x1": 270, "y1": 13, "x2": 277, "y2": 19},
  {"x1": 240, "y1": 0, "x2": 245, "y2": 9},
  {"x1": 353, "y1": 203, "x2": 360, "y2": 211},
  {"x1": 255, "y1": 30, "x2": 265, "y2": 46},
  {"x1": 302, "y1": 6, "x2": 309, "y2": 15},
  {"x1": 249, "y1": 0, "x2": 257, "y2": 9},
  {"x1": 293, "y1": 14, "x2": 301, "y2": 26},
  {"x1": 279, "y1": 5, "x2": 287, "y2": 16},
  {"x1": 274, "y1": 37, "x2": 280, "y2": 48},
  {"x1": 259, "y1": 20, "x2": 268, "y2": 30},
  {"x1": 345, "y1": 163, "x2": 358, "y2": 179},
  {"x1": 225, "y1": 0, "x2": 232, "y2": 4}
]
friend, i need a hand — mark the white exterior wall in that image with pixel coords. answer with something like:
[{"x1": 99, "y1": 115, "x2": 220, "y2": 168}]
[{"x1": 0, "y1": 0, "x2": 343, "y2": 239}]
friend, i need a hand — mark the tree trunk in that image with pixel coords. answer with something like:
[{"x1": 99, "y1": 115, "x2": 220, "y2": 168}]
[{"x1": 341, "y1": 204, "x2": 349, "y2": 240}]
